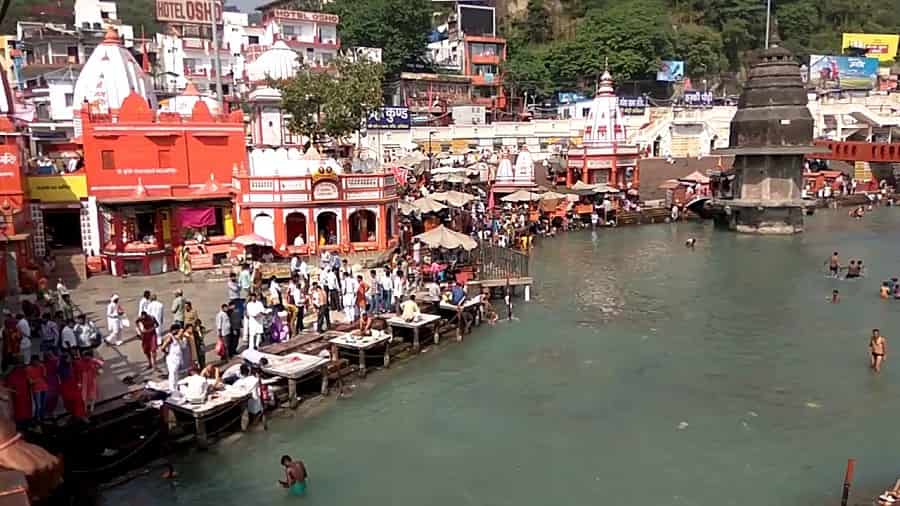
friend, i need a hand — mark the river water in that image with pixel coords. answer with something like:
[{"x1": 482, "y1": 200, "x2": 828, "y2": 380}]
[{"x1": 104, "y1": 208, "x2": 900, "y2": 506}]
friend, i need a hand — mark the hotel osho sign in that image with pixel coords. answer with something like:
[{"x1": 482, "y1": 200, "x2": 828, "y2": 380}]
[{"x1": 156, "y1": 0, "x2": 223, "y2": 24}]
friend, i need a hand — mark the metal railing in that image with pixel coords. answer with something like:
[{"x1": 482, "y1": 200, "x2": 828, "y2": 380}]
[{"x1": 477, "y1": 240, "x2": 529, "y2": 281}]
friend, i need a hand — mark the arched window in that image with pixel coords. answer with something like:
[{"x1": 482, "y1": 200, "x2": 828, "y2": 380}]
[
  {"x1": 317, "y1": 211, "x2": 338, "y2": 246},
  {"x1": 253, "y1": 212, "x2": 274, "y2": 243},
  {"x1": 286, "y1": 212, "x2": 307, "y2": 246},
  {"x1": 349, "y1": 209, "x2": 377, "y2": 243},
  {"x1": 386, "y1": 206, "x2": 395, "y2": 239}
]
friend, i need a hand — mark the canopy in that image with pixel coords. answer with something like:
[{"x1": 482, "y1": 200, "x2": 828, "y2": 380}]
[
  {"x1": 431, "y1": 166, "x2": 466, "y2": 175},
  {"x1": 658, "y1": 179, "x2": 681, "y2": 190},
  {"x1": 501, "y1": 189, "x2": 541, "y2": 202},
  {"x1": 432, "y1": 190, "x2": 476, "y2": 207},
  {"x1": 414, "y1": 225, "x2": 478, "y2": 251},
  {"x1": 233, "y1": 233, "x2": 274, "y2": 247},
  {"x1": 399, "y1": 201, "x2": 417, "y2": 216},
  {"x1": 540, "y1": 190, "x2": 567, "y2": 200},
  {"x1": 571, "y1": 181, "x2": 620, "y2": 194},
  {"x1": 412, "y1": 196, "x2": 447, "y2": 213},
  {"x1": 680, "y1": 171, "x2": 710, "y2": 184}
]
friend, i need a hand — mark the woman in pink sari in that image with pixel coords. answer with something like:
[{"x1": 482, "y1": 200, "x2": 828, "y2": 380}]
[{"x1": 74, "y1": 350, "x2": 103, "y2": 415}]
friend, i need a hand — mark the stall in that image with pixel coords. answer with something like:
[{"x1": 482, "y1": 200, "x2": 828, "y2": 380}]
[
  {"x1": 244, "y1": 350, "x2": 329, "y2": 409},
  {"x1": 387, "y1": 313, "x2": 442, "y2": 351},
  {"x1": 329, "y1": 332, "x2": 392, "y2": 377}
]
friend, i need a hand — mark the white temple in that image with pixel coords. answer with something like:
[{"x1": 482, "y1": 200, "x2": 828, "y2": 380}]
[
  {"x1": 246, "y1": 41, "x2": 305, "y2": 147},
  {"x1": 248, "y1": 146, "x2": 344, "y2": 177},
  {"x1": 584, "y1": 69, "x2": 628, "y2": 144},
  {"x1": 247, "y1": 40, "x2": 301, "y2": 83},
  {"x1": 493, "y1": 146, "x2": 537, "y2": 193},
  {"x1": 73, "y1": 28, "x2": 156, "y2": 114},
  {"x1": 160, "y1": 81, "x2": 220, "y2": 116}
]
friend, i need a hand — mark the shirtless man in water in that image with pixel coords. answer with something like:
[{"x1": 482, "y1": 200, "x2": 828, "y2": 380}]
[
  {"x1": 279, "y1": 455, "x2": 308, "y2": 496},
  {"x1": 827, "y1": 252, "x2": 840, "y2": 277},
  {"x1": 870, "y1": 329, "x2": 887, "y2": 373}
]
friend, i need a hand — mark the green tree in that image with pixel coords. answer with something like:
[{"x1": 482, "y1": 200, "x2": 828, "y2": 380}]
[
  {"x1": 503, "y1": 45, "x2": 556, "y2": 98},
  {"x1": 326, "y1": 0, "x2": 431, "y2": 78},
  {"x1": 673, "y1": 23, "x2": 726, "y2": 77},
  {"x1": 522, "y1": 0, "x2": 552, "y2": 44},
  {"x1": 277, "y1": 58, "x2": 384, "y2": 144}
]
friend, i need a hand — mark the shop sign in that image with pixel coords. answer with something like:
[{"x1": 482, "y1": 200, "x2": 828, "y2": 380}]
[
  {"x1": 27, "y1": 174, "x2": 87, "y2": 202},
  {"x1": 0, "y1": 146, "x2": 21, "y2": 194},
  {"x1": 366, "y1": 107, "x2": 410, "y2": 130},
  {"x1": 271, "y1": 9, "x2": 339, "y2": 24},
  {"x1": 156, "y1": 0, "x2": 223, "y2": 24},
  {"x1": 618, "y1": 96, "x2": 646, "y2": 115},
  {"x1": 313, "y1": 181, "x2": 339, "y2": 200}
]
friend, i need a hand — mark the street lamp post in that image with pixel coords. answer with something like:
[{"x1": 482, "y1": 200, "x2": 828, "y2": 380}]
[{"x1": 764, "y1": 0, "x2": 772, "y2": 49}]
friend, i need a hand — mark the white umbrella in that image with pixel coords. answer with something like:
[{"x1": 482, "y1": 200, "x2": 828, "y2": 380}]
[
  {"x1": 412, "y1": 196, "x2": 447, "y2": 213},
  {"x1": 501, "y1": 189, "x2": 541, "y2": 202},
  {"x1": 540, "y1": 190, "x2": 567, "y2": 200},
  {"x1": 233, "y1": 233, "x2": 274, "y2": 247},
  {"x1": 432, "y1": 190, "x2": 476, "y2": 207},
  {"x1": 414, "y1": 225, "x2": 478, "y2": 251},
  {"x1": 399, "y1": 201, "x2": 418, "y2": 215}
]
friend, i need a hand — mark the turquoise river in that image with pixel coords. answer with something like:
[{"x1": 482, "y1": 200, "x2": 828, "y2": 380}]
[{"x1": 104, "y1": 207, "x2": 900, "y2": 506}]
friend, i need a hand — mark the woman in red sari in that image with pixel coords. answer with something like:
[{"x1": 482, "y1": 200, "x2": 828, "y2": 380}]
[
  {"x1": 58, "y1": 353, "x2": 86, "y2": 421},
  {"x1": 74, "y1": 350, "x2": 103, "y2": 415}
]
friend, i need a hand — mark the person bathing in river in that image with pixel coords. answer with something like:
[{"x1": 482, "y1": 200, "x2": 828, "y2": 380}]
[
  {"x1": 827, "y1": 252, "x2": 840, "y2": 277},
  {"x1": 881, "y1": 282, "x2": 891, "y2": 299},
  {"x1": 831, "y1": 289, "x2": 840, "y2": 304},
  {"x1": 846, "y1": 260, "x2": 861, "y2": 279},
  {"x1": 279, "y1": 455, "x2": 308, "y2": 496},
  {"x1": 870, "y1": 329, "x2": 887, "y2": 373}
]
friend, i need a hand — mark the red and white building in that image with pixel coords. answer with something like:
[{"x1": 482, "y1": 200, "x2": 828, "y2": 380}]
[{"x1": 565, "y1": 70, "x2": 641, "y2": 189}]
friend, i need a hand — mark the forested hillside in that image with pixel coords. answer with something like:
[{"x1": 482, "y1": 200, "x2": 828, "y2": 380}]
[{"x1": 502, "y1": 0, "x2": 900, "y2": 97}]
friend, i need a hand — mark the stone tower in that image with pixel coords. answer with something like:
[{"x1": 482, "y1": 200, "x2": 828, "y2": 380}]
[{"x1": 715, "y1": 34, "x2": 818, "y2": 234}]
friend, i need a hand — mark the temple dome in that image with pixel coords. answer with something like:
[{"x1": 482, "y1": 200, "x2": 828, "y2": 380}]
[
  {"x1": 73, "y1": 28, "x2": 157, "y2": 112},
  {"x1": 247, "y1": 41, "x2": 300, "y2": 82},
  {"x1": 161, "y1": 81, "x2": 220, "y2": 116}
]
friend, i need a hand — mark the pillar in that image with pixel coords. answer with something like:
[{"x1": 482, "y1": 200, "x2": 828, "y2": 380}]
[
  {"x1": 566, "y1": 165, "x2": 573, "y2": 187},
  {"x1": 582, "y1": 157, "x2": 589, "y2": 184},
  {"x1": 307, "y1": 208, "x2": 316, "y2": 255},
  {"x1": 610, "y1": 158, "x2": 618, "y2": 188},
  {"x1": 340, "y1": 208, "x2": 349, "y2": 250},
  {"x1": 274, "y1": 209, "x2": 285, "y2": 252},
  {"x1": 633, "y1": 163, "x2": 641, "y2": 189},
  {"x1": 377, "y1": 204, "x2": 387, "y2": 250}
]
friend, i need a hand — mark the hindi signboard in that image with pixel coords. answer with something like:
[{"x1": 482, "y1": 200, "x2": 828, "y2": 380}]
[
  {"x1": 618, "y1": 96, "x2": 647, "y2": 115},
  {"x1": 842, "y1": 33, "x2": 899, "y2": 63},
  {"x1": 683, "y1": 91, "x2": 713, "y2": 107},
  {"x1": 366, "y1": 107, "x2": 411, "y2": 130},
  {"x1": 156, "y1": 0, "x2": 223, "y2": 24}
]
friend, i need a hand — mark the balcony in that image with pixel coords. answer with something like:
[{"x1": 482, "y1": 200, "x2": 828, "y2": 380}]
[
  {"x1": 471, "y1": 74, "x2": 501, "y2": 87},
  {"x1": 236, "y1": 172, "x2": 397, "y2": 204},
  {"x1": 470, "y1": 54, "x2": 500, "y2": 65}
]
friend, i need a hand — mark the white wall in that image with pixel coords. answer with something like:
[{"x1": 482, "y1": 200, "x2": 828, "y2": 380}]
[{"x1": 48, "y1": 81, "x2": 75, "y2": 121}]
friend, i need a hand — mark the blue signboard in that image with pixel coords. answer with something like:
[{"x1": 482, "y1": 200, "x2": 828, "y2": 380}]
[
  {"x1": 618, "y1": 96, "x2": 647, "y2": 115},
  {"x1": 683, "y1": 91, "x2": 713, "y2": 107},
  {"x1": 657, "y1": 60, "x2": 684, "y2": 82},
  {"x1": 808, "y1": 55, "x2": 879, "y2": 90},
  {"x1": 366, "y1": 106, "x2": 411, "y2": 130}
]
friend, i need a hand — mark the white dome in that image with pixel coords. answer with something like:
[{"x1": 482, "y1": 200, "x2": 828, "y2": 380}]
[
  {"x1": 73, "y1": 28, "x2": 156, "y2": 112},
  {"x1": 161, "y1": 82, "x2": 219, "y2": 116},
  {"x1": 248, "y1": 41, "x2": 300, "y2": 83}
]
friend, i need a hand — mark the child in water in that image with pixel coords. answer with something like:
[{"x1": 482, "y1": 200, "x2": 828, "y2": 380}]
[
  {"x1": 830, "y1": 290, "x2": 840, "y2": 304},
  {"x1": 881, "y1": 282, "x2": 891, "y2": 299}
]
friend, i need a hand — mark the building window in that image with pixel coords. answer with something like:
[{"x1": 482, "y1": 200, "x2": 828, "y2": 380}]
[
  {"x1": 471, "y1": 43, "x2": 498, "y2": 57},
  {"x1": 321, "y1": 52, "x2": 334, "y2": 64},
  {"x1": 476, "y1": 86, "x2": 494, "y2": 99},
  {"x1": 472, "y1": 64, "x2": 497, "y2": 76},
  {"x1": 581, "y1": 107, "x2": 590, "y2": 118},
  {"x1": 101, "y1": 150, "x2": 115, "y2": 170},
  {"x1": 65, "y1": 93, "x2": 74, "y2": 107},
  {"x1": 158, "y1": 149, "x2": 172, "y2": 167},
  {"x1": 248, "y1": 35, "x2": 259, "y2": 45},
  {"x1": 36, "y1": 103, "x2": 50, "y2": 121}
]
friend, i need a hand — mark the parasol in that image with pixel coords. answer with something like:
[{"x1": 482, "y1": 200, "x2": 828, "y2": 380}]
[
  {"x1": 412, "y1": 196, "x2": 447, "y2": 214},
  {"x1": 399, "y1": 201, "x2": 418, "y2": 216},
  {"x1": 540, "y1": 190, "x2": 567, "y2": 200},
  {"x1": 432, "y1": 190, "x2": 476, "y2": 207},
  {"x1": 233, "y1": 233, "x2": 274, "y2": 247},
  {"x1": 414, "y1": 225, "x2": 478, "y2": 251},
  {"x1": 501, "y1": 189, "x2": 541, "y2": 202},
  {"x1": 680, "y1": 171, "x2": 710, "y2": 184}
]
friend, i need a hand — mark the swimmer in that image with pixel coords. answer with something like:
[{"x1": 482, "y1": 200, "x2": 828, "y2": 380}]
[
  {"x1": 827, "y1": 252, "x2": 840, "y2": 277},
  {"x1": 846, "y1": 260, "x2": 861, "y2": 279},
  {"x1": 685, "y1": 238, "x2": 696, "y2": 248},
  {"x1": 881, "y1": 282, "x2": 891, "y2": 299},
  {"x1": 279, "y1": 455, "x2": 308, "y2": 496},
  {"x1": 831, "y1": 289, "x2": 840, "y2": 303},
  {"x1": 870, "y1": 329, "x2": 887, "y2": 373}
]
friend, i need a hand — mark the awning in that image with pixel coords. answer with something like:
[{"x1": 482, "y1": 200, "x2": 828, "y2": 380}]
[
  {"x1": 431, "y1": 190, "x2": 476, "y2": 207},
  {"x1": 412, "y1": 196, "x2": 447, "y2": 213},
  {"x1": 501, "y1": 190, "x2": 541, "y2": 202},
  {"x1": 414, "y1": 225, "x2": 477, "y2": 251}
]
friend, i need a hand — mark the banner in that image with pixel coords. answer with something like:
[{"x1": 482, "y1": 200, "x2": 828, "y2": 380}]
[
  {"x1": 558, "y1": 92, "x2": 587, "y2": 104},
  {"x1": 366, "y1": 107, "x2": 410, "y2": 130},
  {"x1": 808, "y1": 55, "x2": 879, "y2": 90},
  {"x1": 683, "y1": 91, "x2": 713, "y2": 107},
  {"x1": 842, "y1": 33, "x2": 899, "y2": 63},
  {"x1": 657, "y1": 60, "x2": 684, "y2": 82},
  {"x1": 26, "y1": 175, "x2": 87, "y2": 203},
  {"x1": 618, "y1": 96, "x2": 646, "y2": 115}
]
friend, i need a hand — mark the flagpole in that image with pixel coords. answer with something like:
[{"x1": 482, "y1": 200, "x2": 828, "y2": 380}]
[{"x1": 764, "y1": 0, "x2": 772, "y2": 49}]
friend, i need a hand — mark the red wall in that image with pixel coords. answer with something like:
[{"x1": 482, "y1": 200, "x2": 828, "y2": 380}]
[{"x1": 80, "y1": 93, "x2": 246, "y2": 198}]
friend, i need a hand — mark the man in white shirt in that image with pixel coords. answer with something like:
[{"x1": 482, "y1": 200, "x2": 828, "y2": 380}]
[
  {"x1": 233, "y1": 365, "x2": 262, "y2": 416},
  {"x1": 74, "y1": 314, "x2": 96, "y2": 348},
  {"x1": 378, "y1": 270, "x2": 393, "y2": 314},
  {"x1": 245, "y1": 293, "x2": 266, "y2": 351},
  {"x1": 290, "y1": 254, "x2": 302, "y2": 278},
  {"x1": 324, "y1": 268, "x2": 339, "y2": 310},
  {"x1": 147, "y1": 294, "x2": 165, "y2": 341},
  {"x1": 341, "y1": 271, "x2": 359, "y2": 322},
  {"x1": 392, "y1": 271, "x2": 407, "y2": 314},
  {"x1": 105, "y1": 294, "x2": 123, "y2": 346},
  {"x1": 180, "y1": 370, "x2": 210, "y2": 403},
  {"x1": 215, "y1": 303, "x2": 231, "y2": 355},
  {"x1": 137, "y1": 290, "x2": 152, "y2": 319},
  {"x1": 288, "y1": 277, "x2": 306, "y2": 333},
  {"x1": 60, "y1": 320, "x2": 77, "y2": 350}
]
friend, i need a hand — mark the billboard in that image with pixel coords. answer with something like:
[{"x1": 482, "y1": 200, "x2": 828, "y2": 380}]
[
  {"x1": 156, "y1": 0, "x2": 223, "y2": 24},
  {"x1": 366, "y1": 107, "x2": 411, "y2": 130},
  {"x1": 842, "y1": 33, "x2": 899, "y2": 63},
  {"x1": 458, "y1": 5, "x2": 495, "y2": 37},
  {"x1": 618, "y1": 96, "x2": 647, "y2": 115},
  {"x1": 558, "y1": 92, "x2": 587, "y2": 104},
  {"x1": 808, "y1": 55, "x2": 879, "y2": 90},
  {"x1": 657, "y1": 60, "x2": 684, "y2": 82}
]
